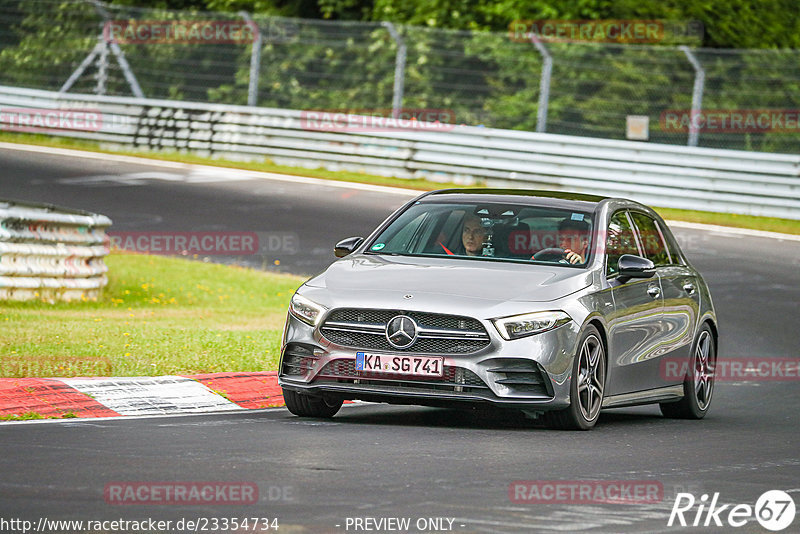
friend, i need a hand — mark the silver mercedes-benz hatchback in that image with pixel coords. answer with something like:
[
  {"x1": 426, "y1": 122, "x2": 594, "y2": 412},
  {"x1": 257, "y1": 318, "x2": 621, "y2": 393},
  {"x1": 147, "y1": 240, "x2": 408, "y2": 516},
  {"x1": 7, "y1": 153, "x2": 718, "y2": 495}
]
[{"x1": 278, "y1": 189, "x2": 718, "y2": 429}]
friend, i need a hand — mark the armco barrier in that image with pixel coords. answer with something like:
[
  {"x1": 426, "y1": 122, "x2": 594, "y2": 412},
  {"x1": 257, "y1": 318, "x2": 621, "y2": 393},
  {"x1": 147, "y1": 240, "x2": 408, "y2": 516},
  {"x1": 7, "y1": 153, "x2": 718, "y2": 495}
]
[
  {"x1": 1, "y1": 85, "x2": 799, "y2": 219},
  {"x1": 0, "y1": 199, "x2": 111, "y2": 301}
]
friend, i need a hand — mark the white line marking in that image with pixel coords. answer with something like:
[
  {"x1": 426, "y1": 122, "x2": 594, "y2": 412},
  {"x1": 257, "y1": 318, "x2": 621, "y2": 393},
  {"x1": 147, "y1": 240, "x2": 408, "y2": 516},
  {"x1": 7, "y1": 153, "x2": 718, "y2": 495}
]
[
  {"x1": 0, "y1": 142, "x2": 190, "y2": 168},
  {"x1": 0, "y1": 397, "x2": 368, "y2": 425},
  {"x1": 4, "y1": 141, "x2": 796, "y2": 235},
  {"x1": 0, "y1": 408, "x2": 278, "y2": 425},
  {"x1": 58, "y1": 172, "x2": 187, "y2": 185},
  {"x1": 61, "y1": 376, "x2": 244, "y2": 416},
  {"x1": 0, "y1": 142, "x2": 419, "y2": 196},
  {"x1": 667, "y1": 220, "x2": 800, "y2": 242}
]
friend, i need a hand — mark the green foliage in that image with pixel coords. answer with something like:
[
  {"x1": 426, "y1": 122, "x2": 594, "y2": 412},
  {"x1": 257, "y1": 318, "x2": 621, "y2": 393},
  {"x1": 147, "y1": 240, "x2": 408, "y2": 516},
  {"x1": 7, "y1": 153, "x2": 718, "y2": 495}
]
[
  {"x1": 0, "y1": 1, "x2": 99, "y2": 90},
  {"x1": 102, "y1": 0, "x2": 800, "y2": 49},
  {"x1": 366, "y1": 0, "x2": 800, "y2": 49},
  {"x1": 0, "y1": 411, "x2": 48, "y2": 420}
]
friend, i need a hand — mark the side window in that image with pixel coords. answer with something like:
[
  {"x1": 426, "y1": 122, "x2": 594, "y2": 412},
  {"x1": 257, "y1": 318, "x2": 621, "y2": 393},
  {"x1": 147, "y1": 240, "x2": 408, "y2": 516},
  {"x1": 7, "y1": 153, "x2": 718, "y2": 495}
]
[
  {"x1": 659, "y1": 222, "x2": 684, "y2": 265},
  {"x1": 630, "y1": 212, "x2": 670, "y2": 266},
  {"x1": 606, "y1": 211, "x2": 639, "y2": 277}
]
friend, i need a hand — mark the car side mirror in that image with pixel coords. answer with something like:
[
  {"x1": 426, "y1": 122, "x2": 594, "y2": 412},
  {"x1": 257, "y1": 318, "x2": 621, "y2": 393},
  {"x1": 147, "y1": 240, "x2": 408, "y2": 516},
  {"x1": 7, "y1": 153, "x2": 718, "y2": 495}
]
[
  {"x1": 617, "y1": 254, "x2": 655, "y2": 281},
  {"x1": 334, "y1": 236, "x2": 364, "y2": 258}
]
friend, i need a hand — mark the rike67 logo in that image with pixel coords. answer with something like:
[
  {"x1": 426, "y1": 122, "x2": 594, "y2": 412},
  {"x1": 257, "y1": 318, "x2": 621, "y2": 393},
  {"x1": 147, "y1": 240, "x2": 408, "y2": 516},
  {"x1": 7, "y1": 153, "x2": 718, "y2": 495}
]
[{"x1": 668, "y1": 490, "x2": 796, "y2": 531}]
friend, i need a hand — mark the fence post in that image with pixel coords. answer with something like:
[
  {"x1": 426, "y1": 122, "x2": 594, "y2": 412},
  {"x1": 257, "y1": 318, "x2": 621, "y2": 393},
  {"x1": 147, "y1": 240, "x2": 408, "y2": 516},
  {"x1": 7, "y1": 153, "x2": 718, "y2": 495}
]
[
  {"x1": 61, "y1": 0, "x2": 144, "y2": 97},
  {"x1": 239, "y1": 11, "x2": 263, "y2": 107},
  {"x1": 381, "y1": 22, "x2": 406, "y2": 119},
  {"x1": 530, "y1": 33, "x2": 552, "y2": 133},
  {"x1": 95, "y1": 40, "x2": 108, "y2": 95},
  {"x1": 89, "y1": 0, "x2": 144, "y2": 98},
  {"x1": 680, "y1": 45, "x2": 705, "y2": 147},
  {"x1": 59, "y1": 42, "x2": 102, "y2": 94}
]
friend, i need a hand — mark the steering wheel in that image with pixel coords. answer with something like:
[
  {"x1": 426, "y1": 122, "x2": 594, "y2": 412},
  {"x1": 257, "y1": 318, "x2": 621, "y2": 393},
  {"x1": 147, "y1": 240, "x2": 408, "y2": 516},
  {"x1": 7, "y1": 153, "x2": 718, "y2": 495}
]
[{"x1": 532, "y1": 247, "x2": 570, "y2": 264}]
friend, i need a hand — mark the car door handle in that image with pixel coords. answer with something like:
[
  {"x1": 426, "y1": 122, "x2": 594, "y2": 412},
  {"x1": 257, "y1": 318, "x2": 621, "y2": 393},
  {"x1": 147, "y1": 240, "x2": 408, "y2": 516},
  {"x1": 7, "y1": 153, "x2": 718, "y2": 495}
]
[
  {"x1": 647, "y1": 286, "x2": 661, "y2": 299},
  {"x1": 683, "y1": 282, "x2": 695, "y2": 294}
]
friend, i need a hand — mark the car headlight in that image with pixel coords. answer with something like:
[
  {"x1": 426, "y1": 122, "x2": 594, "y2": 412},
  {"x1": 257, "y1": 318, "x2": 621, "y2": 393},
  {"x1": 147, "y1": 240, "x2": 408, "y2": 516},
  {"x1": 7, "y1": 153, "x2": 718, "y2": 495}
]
[
  {"x1": 492, "y1": 310, "x2": 572, "y2": 340},
  {"x1": 289, "y1": 294, "x2": 326, "y2": 326}
]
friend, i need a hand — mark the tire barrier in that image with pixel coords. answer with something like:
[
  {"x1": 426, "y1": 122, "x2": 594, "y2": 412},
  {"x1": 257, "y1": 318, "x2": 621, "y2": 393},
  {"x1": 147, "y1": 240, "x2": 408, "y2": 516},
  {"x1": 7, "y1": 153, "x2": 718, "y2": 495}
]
[{"x1": 0, "y1": 199, "x2": 111, "y2": 301}]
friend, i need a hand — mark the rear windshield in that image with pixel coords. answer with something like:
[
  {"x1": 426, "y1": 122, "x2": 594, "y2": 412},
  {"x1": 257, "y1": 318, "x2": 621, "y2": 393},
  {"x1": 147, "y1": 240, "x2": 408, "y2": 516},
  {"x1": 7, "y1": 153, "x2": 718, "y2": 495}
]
[{"x1": 365, "y1": 201, "x2": 594, "y2": 267}]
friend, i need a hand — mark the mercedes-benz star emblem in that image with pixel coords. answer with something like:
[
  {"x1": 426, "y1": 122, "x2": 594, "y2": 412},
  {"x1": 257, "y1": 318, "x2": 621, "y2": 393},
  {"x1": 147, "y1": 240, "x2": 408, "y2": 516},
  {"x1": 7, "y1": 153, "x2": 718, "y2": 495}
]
[{"x1": 386, "y1": 315, "x2": 418, "y2": 349}]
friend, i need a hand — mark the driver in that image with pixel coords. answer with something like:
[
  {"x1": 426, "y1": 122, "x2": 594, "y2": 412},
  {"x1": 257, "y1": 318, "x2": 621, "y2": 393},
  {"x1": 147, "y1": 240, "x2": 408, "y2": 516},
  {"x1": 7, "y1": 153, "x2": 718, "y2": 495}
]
[
  {"x1": 531, "y1": 218, "x2": 590, "y2": 264},
  {"x1": 557, "y1": 218, "x2": 590, "y2": 264}
]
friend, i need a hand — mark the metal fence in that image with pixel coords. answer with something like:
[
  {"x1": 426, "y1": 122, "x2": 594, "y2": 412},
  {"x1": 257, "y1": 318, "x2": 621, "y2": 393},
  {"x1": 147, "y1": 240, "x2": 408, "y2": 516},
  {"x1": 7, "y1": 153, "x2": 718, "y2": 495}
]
[
  {"x1": 1, "y1": 0, "x2": 800, "y2": 154},
  {"x1": 0, "y1": 198, "x2": 111, "y2": 301},
  {"x1": 2, "y1": 85, "x2": 798, "y2": 220}
]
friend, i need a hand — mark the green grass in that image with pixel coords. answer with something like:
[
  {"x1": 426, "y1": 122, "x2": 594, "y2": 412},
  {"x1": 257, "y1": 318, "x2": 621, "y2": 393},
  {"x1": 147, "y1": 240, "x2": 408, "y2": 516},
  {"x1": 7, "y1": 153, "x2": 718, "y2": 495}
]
[
  {"x1": 653, "y1": 207, "x2": 800, "y2": 235},
  {"x1": 2, "y1": 131, "x2": 798, "y2": 235},
  {"x1": 0, "y1": 411, "x2": 77, "y2": 420},
  {"x1": 0, "y1": 253, "x2": 304, "y2": 378}
]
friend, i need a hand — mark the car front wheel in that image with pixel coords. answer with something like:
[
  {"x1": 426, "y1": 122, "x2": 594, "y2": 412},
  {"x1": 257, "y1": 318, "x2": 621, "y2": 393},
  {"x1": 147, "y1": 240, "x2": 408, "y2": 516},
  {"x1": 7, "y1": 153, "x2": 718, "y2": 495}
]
[
  {"x1": 545, "y1": 325, "x2": 606, "y2": 430},
  {"x1": 283, "y1": 388, "x2": 343, "y2": 418}
]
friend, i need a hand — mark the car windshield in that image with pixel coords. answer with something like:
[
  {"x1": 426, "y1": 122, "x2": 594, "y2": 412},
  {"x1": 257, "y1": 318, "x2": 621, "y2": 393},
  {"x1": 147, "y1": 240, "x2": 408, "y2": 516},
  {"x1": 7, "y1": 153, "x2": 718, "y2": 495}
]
[{"x1": 366, "y1": 201, "x2": 594, "y2": 267}]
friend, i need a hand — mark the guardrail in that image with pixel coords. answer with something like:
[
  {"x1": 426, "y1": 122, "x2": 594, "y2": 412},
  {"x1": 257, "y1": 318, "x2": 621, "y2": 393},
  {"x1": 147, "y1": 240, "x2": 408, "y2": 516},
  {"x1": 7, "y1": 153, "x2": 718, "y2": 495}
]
[
  {"x1": 0, "y1": 198, "x2": 111, "y2": 301},
  {"x1": 1, "y1": 85, "x2": 799, "y2": 219}
]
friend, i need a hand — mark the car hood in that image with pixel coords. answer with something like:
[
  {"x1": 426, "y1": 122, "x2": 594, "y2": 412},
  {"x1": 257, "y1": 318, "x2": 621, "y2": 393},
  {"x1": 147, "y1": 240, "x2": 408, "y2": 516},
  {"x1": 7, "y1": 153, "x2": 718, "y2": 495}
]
[{"x1": 304, "y1": 254, "x2": 593, "y2": 303}]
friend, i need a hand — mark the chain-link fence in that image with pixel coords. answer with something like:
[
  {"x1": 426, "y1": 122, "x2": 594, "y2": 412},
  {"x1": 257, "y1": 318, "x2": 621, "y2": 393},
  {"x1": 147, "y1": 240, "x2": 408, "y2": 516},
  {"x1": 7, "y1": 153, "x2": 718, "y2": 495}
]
[{"x1": 1, "y1": 0, "x2": 799, "y2": 154}]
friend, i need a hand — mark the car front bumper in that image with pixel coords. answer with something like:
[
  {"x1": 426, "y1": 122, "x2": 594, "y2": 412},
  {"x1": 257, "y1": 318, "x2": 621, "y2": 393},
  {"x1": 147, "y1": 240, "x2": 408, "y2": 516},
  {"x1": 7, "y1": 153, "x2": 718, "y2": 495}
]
[{"x1": 278, "y1": 310, "x2": 581, "y2": 412}]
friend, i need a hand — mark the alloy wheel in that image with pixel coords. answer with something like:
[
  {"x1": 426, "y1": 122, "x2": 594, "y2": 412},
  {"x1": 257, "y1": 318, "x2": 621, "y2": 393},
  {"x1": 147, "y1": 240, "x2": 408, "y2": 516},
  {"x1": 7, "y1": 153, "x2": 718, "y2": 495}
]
[{"x1": 577, "y1": 334, "x2": 605, "y2": 422}]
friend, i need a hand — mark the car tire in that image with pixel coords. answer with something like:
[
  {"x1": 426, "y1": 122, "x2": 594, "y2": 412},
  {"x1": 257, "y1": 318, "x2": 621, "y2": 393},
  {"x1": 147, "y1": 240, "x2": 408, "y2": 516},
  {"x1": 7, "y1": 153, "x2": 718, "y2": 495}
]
[
  {"x1": 660, "y1": 324, "x2": 715, "y2": 419},
  {"x1": 545, "y1": 325, "x2": 606, "y2": 430},
  {"x1": 283, "y1": 388, "x2": 343, "y2": 418}
]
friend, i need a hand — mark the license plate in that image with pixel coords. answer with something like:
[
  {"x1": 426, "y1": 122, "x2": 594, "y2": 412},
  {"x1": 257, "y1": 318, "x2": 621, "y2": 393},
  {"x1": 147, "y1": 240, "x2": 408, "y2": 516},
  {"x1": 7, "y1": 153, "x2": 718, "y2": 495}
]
[{"x1": 355, "y1": 352, "x2": 443, "y2": 378}]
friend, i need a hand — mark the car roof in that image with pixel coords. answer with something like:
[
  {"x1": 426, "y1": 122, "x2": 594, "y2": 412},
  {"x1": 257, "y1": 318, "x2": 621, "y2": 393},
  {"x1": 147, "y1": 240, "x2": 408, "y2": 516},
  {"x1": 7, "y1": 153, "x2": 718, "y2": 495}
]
[{"x1": 421, "y1": 188, "x2": 614, "y2": 211}]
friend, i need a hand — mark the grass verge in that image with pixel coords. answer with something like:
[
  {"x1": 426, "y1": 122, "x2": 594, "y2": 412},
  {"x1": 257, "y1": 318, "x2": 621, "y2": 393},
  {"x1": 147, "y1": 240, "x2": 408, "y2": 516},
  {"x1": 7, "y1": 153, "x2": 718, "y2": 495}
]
[
  {"x1": 0, "y1": 411, "x2": 77, "y2": 421},
  {"x1": 3, "y1": 131, "x2": 798, "y2": 235},
  {"x1": 0, "y1": 252, "x2": 304, "y2": 378}
]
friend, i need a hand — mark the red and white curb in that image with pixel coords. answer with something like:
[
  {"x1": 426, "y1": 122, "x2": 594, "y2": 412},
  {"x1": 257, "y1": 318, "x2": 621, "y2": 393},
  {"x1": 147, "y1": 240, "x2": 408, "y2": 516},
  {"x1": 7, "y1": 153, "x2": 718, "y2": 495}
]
[{"x1": 0, "y1": 372, "x2": 283, "y2": 419}]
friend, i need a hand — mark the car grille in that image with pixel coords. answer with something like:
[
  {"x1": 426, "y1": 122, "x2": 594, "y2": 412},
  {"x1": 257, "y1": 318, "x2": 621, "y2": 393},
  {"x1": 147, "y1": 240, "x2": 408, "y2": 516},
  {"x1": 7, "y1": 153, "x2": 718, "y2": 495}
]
[
  {"x1": 314, "y1": 358, "x2": 490, "y2": 393},
  {"x1": 320, "y1": 309, "x2": 491, "y2": 354}
]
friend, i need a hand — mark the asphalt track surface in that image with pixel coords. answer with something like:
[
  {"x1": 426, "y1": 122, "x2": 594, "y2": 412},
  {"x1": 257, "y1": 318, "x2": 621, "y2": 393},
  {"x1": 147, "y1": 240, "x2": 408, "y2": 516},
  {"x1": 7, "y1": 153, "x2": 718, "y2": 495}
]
[{"x1": 1, "y1": 145, "x2": 799, "y2": 533}]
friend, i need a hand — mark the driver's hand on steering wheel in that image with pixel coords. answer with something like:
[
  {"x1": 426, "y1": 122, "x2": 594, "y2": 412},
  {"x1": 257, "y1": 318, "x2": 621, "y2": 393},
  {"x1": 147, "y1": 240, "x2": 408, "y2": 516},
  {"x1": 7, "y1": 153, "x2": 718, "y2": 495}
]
[{"x1": 564, "y1": 248, "x2": 584, "y2": 264}]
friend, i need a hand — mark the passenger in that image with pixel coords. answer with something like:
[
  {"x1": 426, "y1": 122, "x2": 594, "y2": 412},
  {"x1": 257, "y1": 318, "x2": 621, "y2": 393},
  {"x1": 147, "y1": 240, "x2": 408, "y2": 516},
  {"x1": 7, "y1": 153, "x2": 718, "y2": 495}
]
[
  {"x1": 439, "y1": 213, "x2": 487, "y2": 256},
  {"x1": 461, "y1": 213, "x2": 488, "y2": 256}
]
